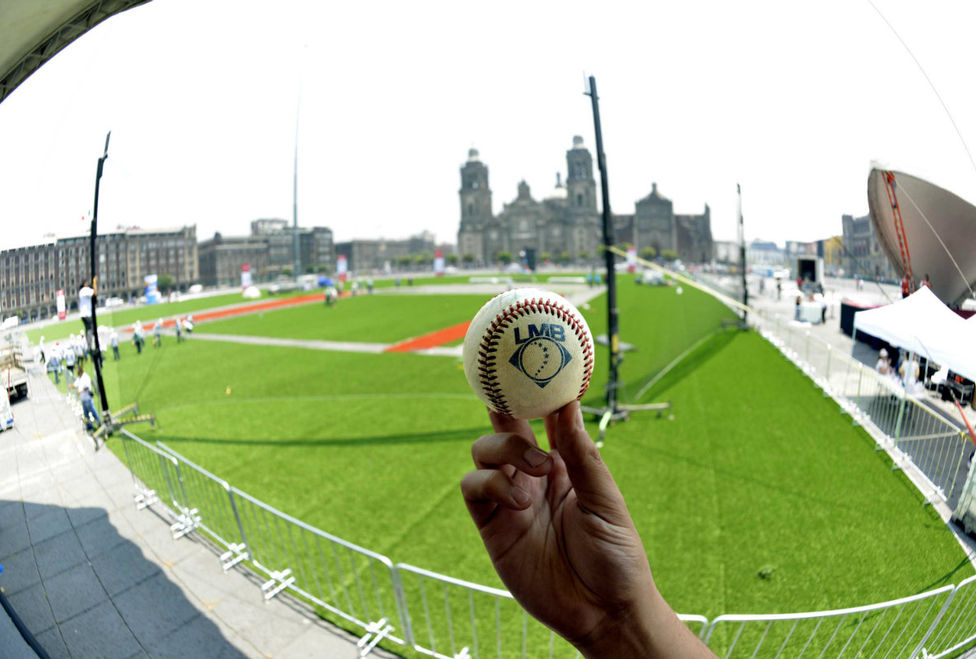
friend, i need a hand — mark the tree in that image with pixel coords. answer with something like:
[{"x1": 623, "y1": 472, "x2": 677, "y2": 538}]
[
  {"x1": 640, "y1": 246, "x2": 657, "y2": 261},
  {"x1": 578, "y1": 250, "x2": 591, "y2": 263},
  {"x1": 447, "y1": 254, "x2": 459, "y2": 266},
  {"x1": 462, "y1": 253, "x2": 475, "y2": 265},
  {"x1": 558, "y1": 251, "x2": 571, "y2": 265},
  {"x1": 540, "y1": 252, "x2": 551, "y2": 263},
  {"x1": 497, "y1": 251, "x2": 513, "y2": 265},
  {"x1": 661, "y1": 249, "x2": 679, "y2": 261},
  {"x1": 157, "y1": 274, "x2": 174, "y2": 292}
]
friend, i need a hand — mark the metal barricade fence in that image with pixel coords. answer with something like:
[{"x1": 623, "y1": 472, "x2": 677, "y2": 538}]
[
  {"x1": 750, "y1": 307, "x2": 973, "y2": 512},
  {"x1": 119, "y1": 429, "x2": 183, "y2": 513},
  {"x1": 920, "y1": 575, "x2": 976, "y2": 659},
  {"x1": 226, "y1": 484, "x2": 406, "y2": 647},
  {"x1": 703, "y1": 585, "x2": 956, "y2": 659},
  {"x1": 394, "y1": 562, "x2": 575, "y2": 659},
  {"x1": 115, "y1": 426, "x2": 976, "y2": 658},
  {"x1": 394, "y1": 562, "x2": 708, "y2": 659},
  {"x1": 155, "y1": 441, "x2": 249, "y2": 566}
]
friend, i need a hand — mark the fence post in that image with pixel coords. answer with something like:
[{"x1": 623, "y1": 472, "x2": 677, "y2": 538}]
[
  {"x1": 226, "y1": 486, "x2": 252, "y2": 561},
  {"x1": 854, "y1": 364, "x2": 863, "y2": 426},
  {"x1": 824, "y1": 345, "x2": 832, "y2": 396},
  {"x1": 893, "y1": 394, "x2": 908, "y2": 452}
]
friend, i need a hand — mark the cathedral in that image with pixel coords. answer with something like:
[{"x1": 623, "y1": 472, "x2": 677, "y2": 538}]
[{"x1": 456, "y1": 136, "x2": 714, "y2": 266}]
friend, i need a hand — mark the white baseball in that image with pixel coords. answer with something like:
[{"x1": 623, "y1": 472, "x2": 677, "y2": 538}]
[{"x1": 462, "y1": 288, "x2": 595, "y2": 419}]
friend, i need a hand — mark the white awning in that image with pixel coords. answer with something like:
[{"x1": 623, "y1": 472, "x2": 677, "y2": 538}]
[
  {"x1": 854, "y1": 286, "x2": 976, "y2": 381},
  {"x1": 0, "y1": 0, "x2": 150, "y2": 105}
]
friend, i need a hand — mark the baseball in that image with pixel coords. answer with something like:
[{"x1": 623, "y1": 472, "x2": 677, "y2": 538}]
[{"x1": 462, "y1": 288, "x2": 595, "y2": 419}]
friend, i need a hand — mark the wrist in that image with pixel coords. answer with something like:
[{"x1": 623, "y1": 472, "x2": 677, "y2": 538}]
[{"x1": 571, "y1": 590, "x2": 712, "y2": 659}]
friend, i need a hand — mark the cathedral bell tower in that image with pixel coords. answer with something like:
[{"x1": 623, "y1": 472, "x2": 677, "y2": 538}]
[
  {"x1": 459, "y1": 148, "x2": 492, "y2": 228},
  {"x1": 565, "y1": 136, "x2": 596, "y2": 213},
  {"x1": 458, "y1": 148, "x2": 492, "y2": 264}
]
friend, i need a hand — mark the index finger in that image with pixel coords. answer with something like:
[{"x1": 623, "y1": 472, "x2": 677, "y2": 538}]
[{"x1": 488, "y1": 408, "x2": 536, "y2": 444}]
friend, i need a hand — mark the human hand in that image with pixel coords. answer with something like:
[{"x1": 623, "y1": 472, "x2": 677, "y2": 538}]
[{"x1": 460, "y1": 401, "x2": 714, "y2": 658}]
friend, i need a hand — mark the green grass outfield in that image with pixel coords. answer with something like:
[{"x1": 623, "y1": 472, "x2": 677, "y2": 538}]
[
  {"x1": 22, "y1": 272, "x2": 541, "y2": 344},
  {"x1": 75, "y1": 281, "x2": 972, "y2": 655}
]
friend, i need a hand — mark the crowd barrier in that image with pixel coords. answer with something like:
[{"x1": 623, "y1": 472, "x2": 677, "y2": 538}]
[{"x1": 116, "y1": 422, "x2": 976, "y2": 658}]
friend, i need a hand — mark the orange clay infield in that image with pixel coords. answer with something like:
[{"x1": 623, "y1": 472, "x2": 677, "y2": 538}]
[{"x1": 129, "y1": 292, "x2": 471, "y2": 352}]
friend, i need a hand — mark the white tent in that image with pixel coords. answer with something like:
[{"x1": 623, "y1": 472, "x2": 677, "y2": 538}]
[{"x1": 853, "y1": 287, "x2": 976, "y2": 381}]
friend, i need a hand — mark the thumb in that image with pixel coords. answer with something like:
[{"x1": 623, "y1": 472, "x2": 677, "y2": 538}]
[{"x1": 547, "y1": 402, "x2": 632, "y2": 525}]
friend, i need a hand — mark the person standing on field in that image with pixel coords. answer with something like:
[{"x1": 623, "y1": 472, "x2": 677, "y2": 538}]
[{"x1": 71, "y1": 362, "x2": 101, "y2": 432}]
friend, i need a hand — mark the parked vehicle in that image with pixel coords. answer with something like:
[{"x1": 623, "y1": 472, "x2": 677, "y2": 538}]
[{"x1": 1, "y1": 346, "x2": 29, "y2": 401}]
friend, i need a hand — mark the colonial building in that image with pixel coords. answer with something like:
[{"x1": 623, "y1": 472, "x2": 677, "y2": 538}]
[
  {"x1": 197, "y1": 233, "x2": 270, "y2": 288},
  {"x1": 334, "y1": 231, "x2": 436, "y2": 273},
  {"x1": 0, "y1": 226, "x2": 198, "y2": 322},
  {"x1": 457, "y1": 137, "x2": 712, "y2": 266},
  {"x1": 250, "y1": 219, "x2": 335, "y2": 277},
  {"x1": 841, "y1": 213, "x2": 898, "y2": 282}
]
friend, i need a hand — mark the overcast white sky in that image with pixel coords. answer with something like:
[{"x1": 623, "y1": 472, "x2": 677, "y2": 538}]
[{"x1": 2, "y1": 0, "x2": 976, "y2": 252}]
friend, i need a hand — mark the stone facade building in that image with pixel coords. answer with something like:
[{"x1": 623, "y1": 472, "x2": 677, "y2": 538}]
[
  {"x1": 841, "y1": 213, "x2": 898, "y2": 282},
  {"x1": 0, "y1": 226, "x2": 198, "y2": 322},
  {"x1": 249, "y1": 219, "x2": 335, "y2": 277},
  {"x1": 334, "y1": 232, "x2": 436, "y2": 273},
  {"x1": 197, "y1": 233, "x2": 270, "y2": 288},
  {"x1": 457, "y1": 137, "x2": 712, "y2": 266}
]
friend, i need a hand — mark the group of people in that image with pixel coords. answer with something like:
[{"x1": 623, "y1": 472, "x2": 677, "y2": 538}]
[
  {"x1": 875, "y1": 347, "x2": 924, "y2": 395},
  {"x1": 43, "y1": 332, "x2": 99, "y2": 384},
  {"x1": 134, "y1": 315, "x2": 194, "y2": 352},
  {"x1": 901, "y1": 273, "x2": 932, "y2": 298}
]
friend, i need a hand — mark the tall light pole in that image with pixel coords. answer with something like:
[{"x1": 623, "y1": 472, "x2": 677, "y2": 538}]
[
  {"x1": 89, "y1": 132, "x2": 111, "y2": 419},
  {"x1": 292, "y1": 96, "x2": 302, "y2": 278}
]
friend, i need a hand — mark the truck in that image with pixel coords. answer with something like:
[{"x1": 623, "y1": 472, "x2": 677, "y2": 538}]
[
  {"x1": 795, "y1": 256, "x2": 824, "y2": 291},
  {"x1": 0, "y1": 386, "x2": 13, "y2": 431},
  {"x1": 1, "y1": 346, "x2": 29, "y2": 401}
]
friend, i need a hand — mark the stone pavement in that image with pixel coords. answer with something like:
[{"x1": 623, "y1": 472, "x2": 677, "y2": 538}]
[{"x1": 0, "y1": 368, "x2": 401, "y2": 659}]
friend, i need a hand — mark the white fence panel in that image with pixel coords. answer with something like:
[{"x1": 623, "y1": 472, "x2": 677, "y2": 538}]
[
  {"x1": 920, "y1": 575, "x2": 976, "y2": 659},
  {"x1": 702, "y1": 586, "x2": 955, "y2": 659}
]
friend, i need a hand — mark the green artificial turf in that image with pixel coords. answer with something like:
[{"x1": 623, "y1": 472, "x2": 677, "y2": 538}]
[
  {"x1": 78, "y1": 283, "x2": 973, "y2": 657},
  {"x1": 198, "y1": 293, "x2": 490, "y2": 343},
  {"x1": 24, "y1": 290, "x2": 285, "y2": 343}
]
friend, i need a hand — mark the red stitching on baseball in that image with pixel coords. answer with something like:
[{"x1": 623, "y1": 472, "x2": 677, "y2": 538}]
[{"x1": 476, "y1": 295, "x2": 593, "y2": 415}]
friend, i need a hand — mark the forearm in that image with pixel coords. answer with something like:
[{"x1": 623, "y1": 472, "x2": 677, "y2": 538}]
[{"x1": 572, "y1": 590, "x2": 715, "y2": 659}]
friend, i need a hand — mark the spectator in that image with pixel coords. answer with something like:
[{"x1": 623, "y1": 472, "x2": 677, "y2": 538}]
[
  {"x1": 920, "y1": 273, "x2": 931, "y2": 289},
  {"x1": 71, "y1": 362, "x2": 100, "y2": 432},
  {"x1": 794, "y1": 295, "x2": 802, "y2": 321},
  {"x1": 875, "y1": 348, "x2": 891, "y2": 376},
  {"x1": 110, "y1": 330, "x2": 120, "y2": 360},
  {"x1": 48, "y1": 343, "x2": 61, "y2": 385},
  {"x1": 901, "y1": 273, "x2": 911, "y2": 298},
  {"x1": 133, "y1": 321, "x2": 145, "y2": 354},
  {"x1": 153, "y1": 319, "x2": 163, "y2": 348},
  {"x1": 64, "y1": 342, "x2": 76, "y2": 375},
  {"x1": 78, "y1": 280, "x2": 95, "y2": 352}
]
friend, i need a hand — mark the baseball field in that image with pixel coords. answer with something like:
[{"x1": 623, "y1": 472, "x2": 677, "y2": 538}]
[{"x1": 44, "y1": 275, "x2": 974, "y2": 654}]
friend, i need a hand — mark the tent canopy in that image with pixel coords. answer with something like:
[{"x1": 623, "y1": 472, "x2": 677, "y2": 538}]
[
  {"x1": 854, "y1": 286, "x2": 976, "y2": 382},
  {"x1": 0, "y1": 0, "x2": 150, "y2": 106}
]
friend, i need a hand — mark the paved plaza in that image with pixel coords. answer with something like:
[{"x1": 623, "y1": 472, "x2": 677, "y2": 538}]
[{"x1": 0, "y1": 369, "x2": 400, "y2": 659}]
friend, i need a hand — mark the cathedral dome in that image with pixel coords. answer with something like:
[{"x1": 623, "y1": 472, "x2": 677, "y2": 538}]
[
  {"x1": 467, "y1": 148, "x2": 480, "y2": 162},
  {"x1": 546, "y1": 172, "x2": 567, "y2": 200}
]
